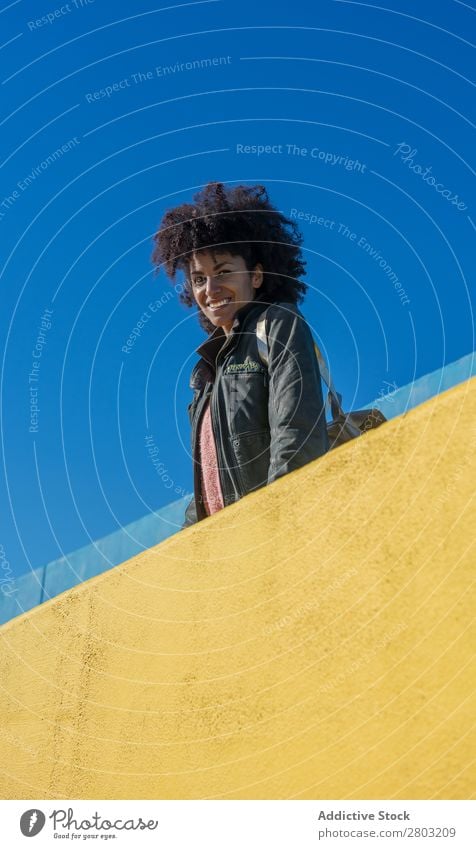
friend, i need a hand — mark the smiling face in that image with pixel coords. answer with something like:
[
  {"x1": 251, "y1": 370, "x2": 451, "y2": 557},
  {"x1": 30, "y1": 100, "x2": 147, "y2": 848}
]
[{"x1": 189, "y1": 250, "x2": 263, "y2": 335}]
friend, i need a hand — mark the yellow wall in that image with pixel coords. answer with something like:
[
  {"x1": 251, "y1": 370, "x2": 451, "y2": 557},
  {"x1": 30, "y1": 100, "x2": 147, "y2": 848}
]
[{"x1": 1, "y1": 378, "x2": 474, "y2": 800}]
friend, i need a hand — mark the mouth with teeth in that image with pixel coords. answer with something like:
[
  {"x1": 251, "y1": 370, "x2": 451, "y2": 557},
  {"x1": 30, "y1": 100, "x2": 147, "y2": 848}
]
[{"x1": 207, "y1": 297, "x2": 233, "y2": 312}]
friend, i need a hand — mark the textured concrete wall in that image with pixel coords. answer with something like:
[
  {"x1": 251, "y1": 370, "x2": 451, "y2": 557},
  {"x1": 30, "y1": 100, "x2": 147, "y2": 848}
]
[{"x1": 0, "y1": 378, "x2": 474, "y2": 800}]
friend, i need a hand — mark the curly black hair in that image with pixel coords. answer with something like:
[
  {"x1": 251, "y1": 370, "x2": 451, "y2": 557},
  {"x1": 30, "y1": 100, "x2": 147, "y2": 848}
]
[{"x1": 151, "y1": 182, "x2": 308, "y2": 334}]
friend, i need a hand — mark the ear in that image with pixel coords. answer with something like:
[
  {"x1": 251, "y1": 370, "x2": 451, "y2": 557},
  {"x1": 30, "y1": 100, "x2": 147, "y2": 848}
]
[{"x1": 252, "y1": 263, "x2": 264, "y2": 289}]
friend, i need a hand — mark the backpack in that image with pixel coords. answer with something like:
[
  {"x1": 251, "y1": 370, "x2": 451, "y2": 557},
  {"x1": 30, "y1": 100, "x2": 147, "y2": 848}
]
[{"x1": 256, "y1": 309, "x2": 387, "y2": 450}]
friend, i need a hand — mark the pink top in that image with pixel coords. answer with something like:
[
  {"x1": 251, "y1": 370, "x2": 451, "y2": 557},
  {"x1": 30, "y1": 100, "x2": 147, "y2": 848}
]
[{"x1": 198, "y1": 399, "x2": 225, "y2": 516}]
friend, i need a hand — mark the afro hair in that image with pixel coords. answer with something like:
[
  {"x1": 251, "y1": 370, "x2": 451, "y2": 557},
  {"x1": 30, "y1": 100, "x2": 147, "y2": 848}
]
[{"x1": 152, "y1": 182, "x2": 309, "y2": 334}]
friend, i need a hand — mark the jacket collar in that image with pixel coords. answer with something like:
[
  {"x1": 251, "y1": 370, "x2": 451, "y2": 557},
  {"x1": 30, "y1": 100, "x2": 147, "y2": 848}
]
[{"x1": 193, "y1": 298, "x2": 268, "y2": 378}]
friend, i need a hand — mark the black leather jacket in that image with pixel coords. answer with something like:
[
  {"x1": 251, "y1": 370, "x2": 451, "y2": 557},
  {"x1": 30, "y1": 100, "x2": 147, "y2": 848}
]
[{"x1": 183, "y1": 297, "x2": 329, "y2": 527}]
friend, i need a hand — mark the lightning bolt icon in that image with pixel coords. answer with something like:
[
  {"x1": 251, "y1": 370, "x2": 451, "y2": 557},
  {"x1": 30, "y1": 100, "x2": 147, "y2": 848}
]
[{"x1": 29, "y1": 811, "x2": 38, "y2": 833}]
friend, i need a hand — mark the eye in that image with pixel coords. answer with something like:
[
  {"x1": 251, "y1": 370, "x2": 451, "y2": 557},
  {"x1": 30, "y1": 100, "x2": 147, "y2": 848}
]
[{"x1": 192, "y1": 275, "x2": 206, "y2": 287}]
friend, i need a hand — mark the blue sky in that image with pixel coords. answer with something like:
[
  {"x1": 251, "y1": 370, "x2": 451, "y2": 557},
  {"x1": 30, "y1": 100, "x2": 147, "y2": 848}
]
[{"x1": 0, "y1": 0, "x2": 474, "y2": 577}]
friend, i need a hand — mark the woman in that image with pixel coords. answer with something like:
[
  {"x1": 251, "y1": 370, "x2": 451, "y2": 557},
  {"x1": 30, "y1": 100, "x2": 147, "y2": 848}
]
[{"x1": 152, "y1": 182, "x2": 329, "y2": 527}]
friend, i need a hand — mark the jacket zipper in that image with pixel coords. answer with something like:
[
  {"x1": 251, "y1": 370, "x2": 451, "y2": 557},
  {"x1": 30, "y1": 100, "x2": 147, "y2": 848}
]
[
  {"x1": 191, "y1": 383, "x2": 213, "y2": 520},
  {"x1": 211, "y1": 331, "x2": 250, "y2": 502},
  {"x1": 212, "y1": 349, "x2": 253, "y2": 500}
]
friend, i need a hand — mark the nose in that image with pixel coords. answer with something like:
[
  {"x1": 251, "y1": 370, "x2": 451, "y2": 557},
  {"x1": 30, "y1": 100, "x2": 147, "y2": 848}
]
[{"x1": 205, "y1": 275, "x2": 224, "y2": 298}]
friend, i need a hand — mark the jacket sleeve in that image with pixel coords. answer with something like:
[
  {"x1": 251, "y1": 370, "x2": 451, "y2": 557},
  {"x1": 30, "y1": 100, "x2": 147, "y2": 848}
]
[
  {"x1": 181, "y1": 495, "x2": 199, "y2": 529},
  {"x1": 265, "y1": 303, "x2": 329, "y2": 485}
]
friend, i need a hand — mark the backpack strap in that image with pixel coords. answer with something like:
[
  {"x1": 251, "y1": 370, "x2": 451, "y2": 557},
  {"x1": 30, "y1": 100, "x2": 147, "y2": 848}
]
[
  {"x1": 255, "y1": 312, "x2": 270, "y2": 367},
  {"x1": 256, "y1": 308, "x2": 346, "y2": 420}
]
